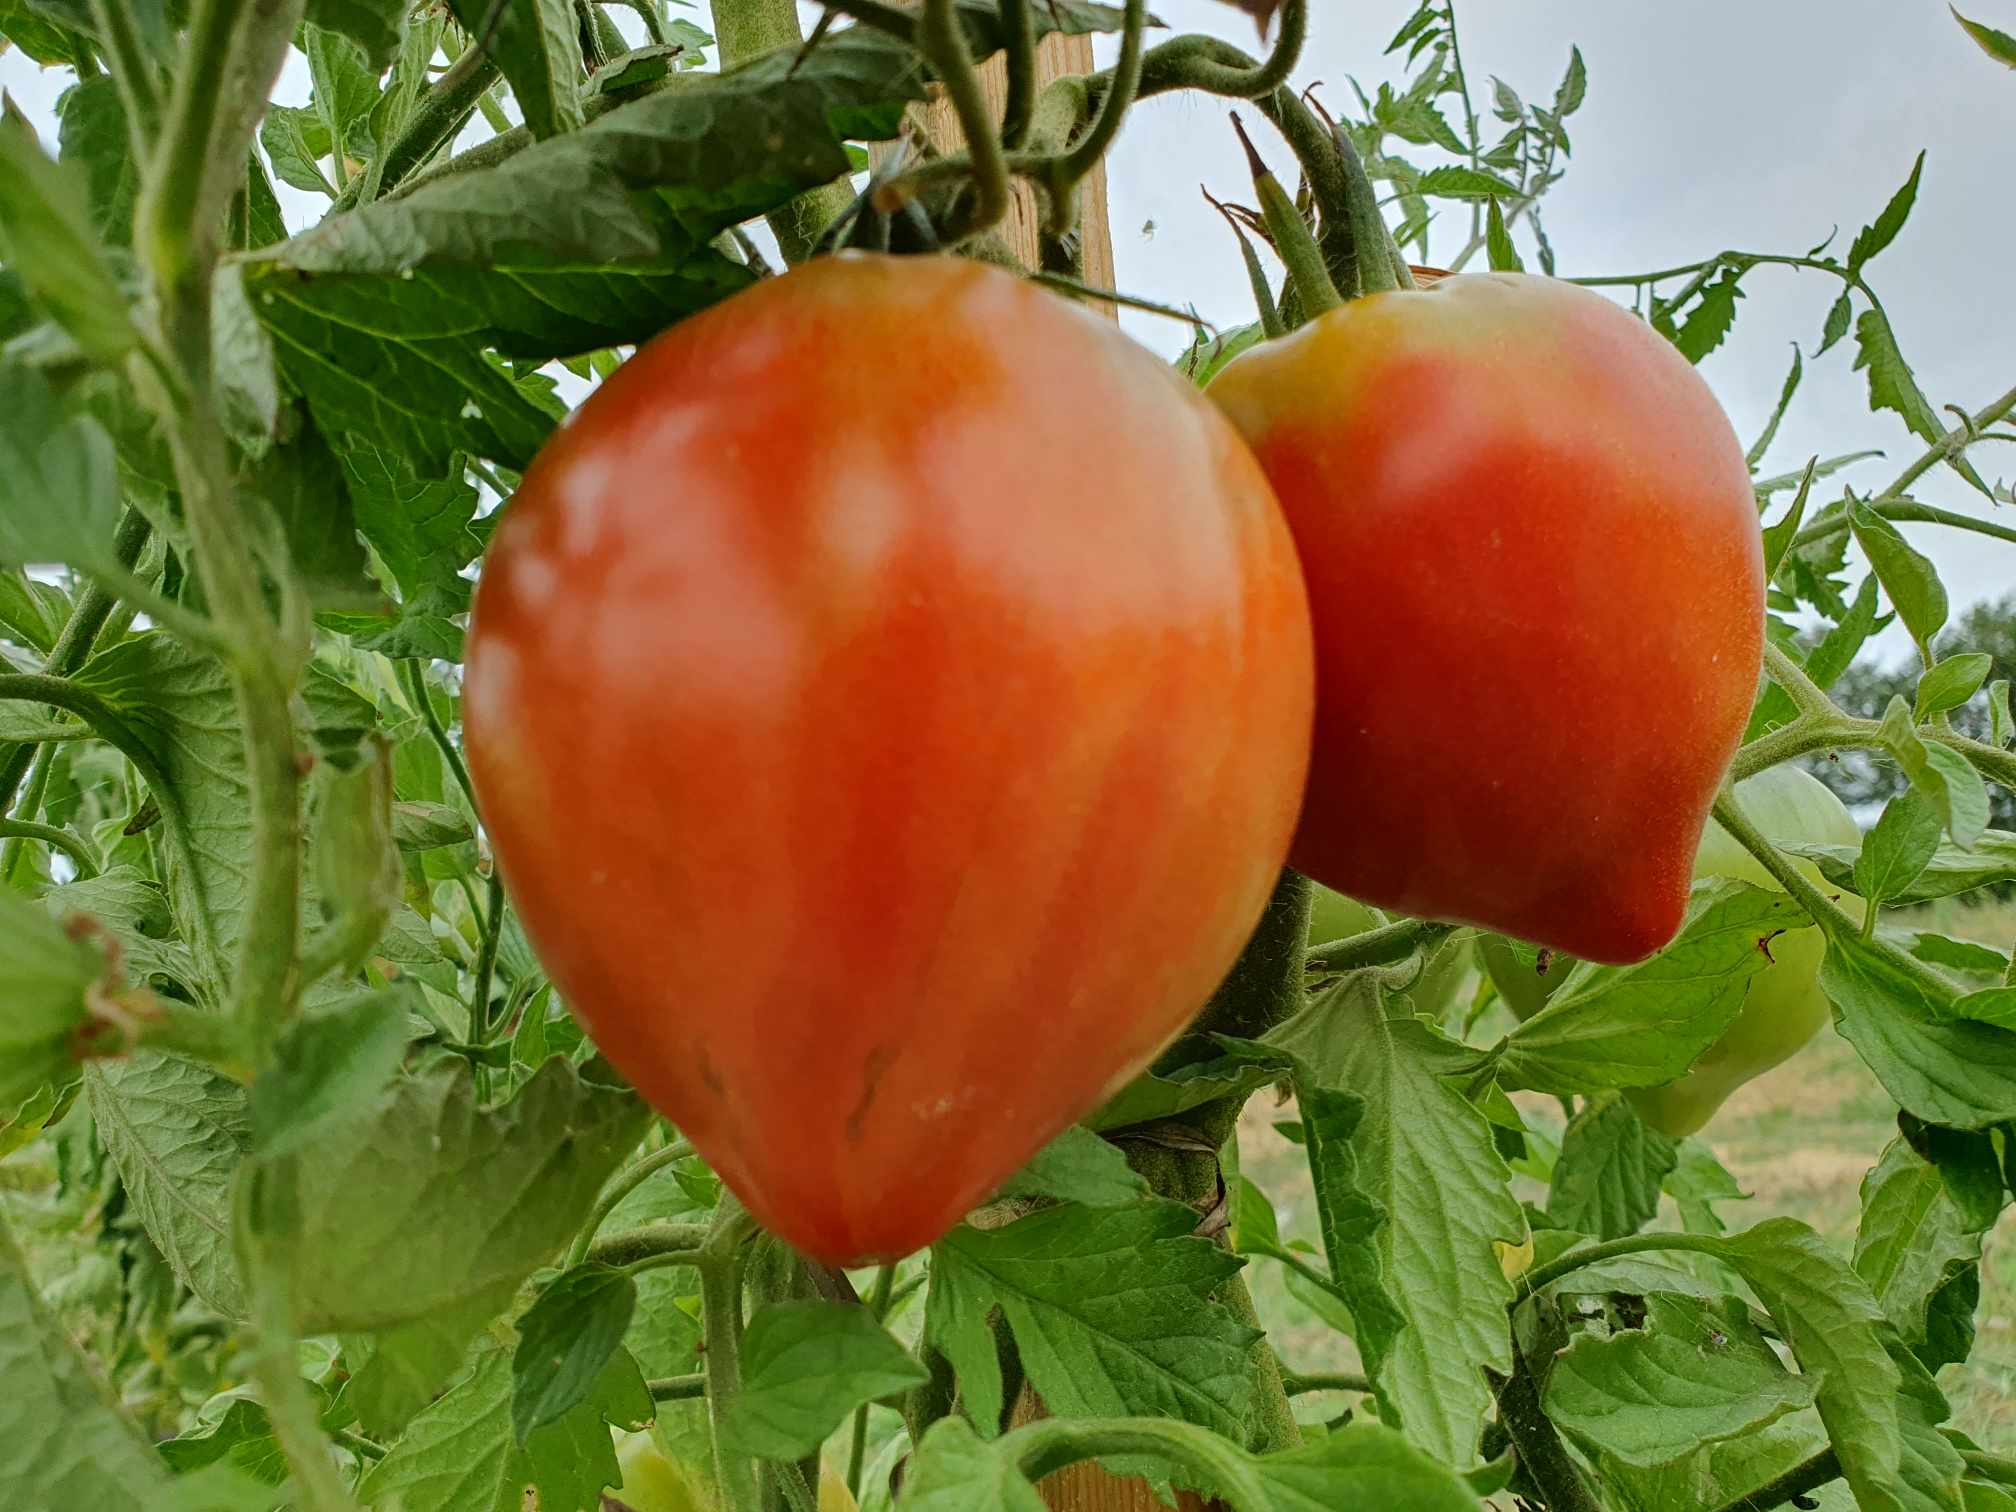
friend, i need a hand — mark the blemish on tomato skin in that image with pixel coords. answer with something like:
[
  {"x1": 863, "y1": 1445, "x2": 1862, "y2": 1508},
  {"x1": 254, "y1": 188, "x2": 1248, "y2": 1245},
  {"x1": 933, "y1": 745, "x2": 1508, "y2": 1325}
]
[
  {"x1": 845, "y1": 1044, "x2": 898, "y2": 1144},
  {"x1": 697, "y1": 1052, "x2": 724, "y2": 1096}
]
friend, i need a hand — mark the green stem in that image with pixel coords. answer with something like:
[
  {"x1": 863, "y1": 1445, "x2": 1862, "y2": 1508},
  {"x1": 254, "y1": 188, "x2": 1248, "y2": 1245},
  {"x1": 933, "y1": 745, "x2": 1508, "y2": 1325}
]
[
  {"x1": 401, "y1": 660, "x2": 477, "y2": 810},
  {"x1": 1494, "y1": 1334, "x2": 1601, "y2": 1512},
  {"x1": 243, "y1": 1232, "x2": 359, "y2": 1511},
  {"x1": 918, "y1": 0, "x2": 1010, "y2": 242},
  {"x1": 1330, "y1": 122, "x2": 1409, "y2": 295},
  {"x1": 1305, "y1": 917, "x2": 1452, "y2": 973},
  {"x1": 999, "y1": 1416, "x2": 1264, "y2": 1501},
  {"x1": 135, "y1": 0, "x2": 305, "y2": 306},
  {"x1": 1046, "y1": 0, "x2": 1145, "y2": 232},
  {"x1": 470, "y1": 867, "x2": 506, "y2": 1038},
  {"x1": 0, "y1": 509, "x2": 152, "y2": 818},
  {"x1": 85, "y1": 565, "x2": 233, "y2": 658},
  {"x1": 331, "y1": 1427, "x2": 386, "y2": 1461},
  {"x1": 588, "y1": 1221, "x2": 713, "y2": 1267},
  {"x1": 1968, "y1": 1450, "x2": 2016, "y2": 1487},
  {"x1": 698, "y1": 1195, "x2": 761, "y2": 1512},
  {"x1": 1726, "y1": 712, "x2": 1845, "y2": 784},
  {"x1": 1231, "y1": 113, "x2": 1341, "y2": 318},
  {"x1": 86, "y1": 0, "x2": 161, "y2": 151},
  {"x1": 998, "y1": 0, "x2": 1036, "y2": 150},
  {"x1": 1281, "y1": 1370, "x2": 1373, "y2": 1396},
  {"x1": 0, "y1": 819, "x2": 101, "y2": 878},
  {"x1": 625, "y1": 1248, "x2": 710, "y2": 1278},
  {"x1": 709, "y1": 0, "x2": 853, "y2": 261},
  {"x1": 845, "y1": 1262, "x2": 897, "y2": 1499},
  {"x1": 569, "y1": 1139, "x2": 697, "y2": 1266},
  {"x1": 1791, "y1": 497, "x2": 2016, "y2": 552},
  {"x1": 1761, "y1": 640, "x2": 1839, "y2": 722},
  {"x1": 649, "y1": 1372, "x2": 709, "y2": 1401},
  {"x1": 1513, "y1": 1230, "x2": 1731, "y2": 1303},
  {"x1": 0, "y1": 747, "x2": 57, "y2": 884},
  {"x1": 1715, "y1": 1448, "x2": 1839, "y2": 1512},
  {"x1": 346, "y1": 45, "x2": 500, "y2": 206}
]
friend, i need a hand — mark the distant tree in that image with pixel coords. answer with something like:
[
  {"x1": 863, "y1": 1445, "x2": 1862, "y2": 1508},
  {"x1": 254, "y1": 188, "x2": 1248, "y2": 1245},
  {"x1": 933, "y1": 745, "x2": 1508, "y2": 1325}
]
[{"x1": 1806, "y1": 593, "x2": 2016, "y2": 831}]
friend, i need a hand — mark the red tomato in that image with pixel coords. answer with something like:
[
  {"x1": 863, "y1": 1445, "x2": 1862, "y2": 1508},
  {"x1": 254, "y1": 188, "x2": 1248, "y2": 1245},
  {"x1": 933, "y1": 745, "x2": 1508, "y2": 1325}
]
[
  {"x1": 465, "y1": 253, "x2": 1313, "y2": 1265},
  {"x1": 1208, "y1": 273, "x2": 1764, "y2": 963}
]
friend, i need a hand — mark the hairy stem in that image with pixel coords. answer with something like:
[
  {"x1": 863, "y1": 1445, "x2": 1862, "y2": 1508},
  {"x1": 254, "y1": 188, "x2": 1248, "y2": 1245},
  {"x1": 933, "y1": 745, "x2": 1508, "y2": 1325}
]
[
  {"x1": 698, "y1": 1196, "x2": 761, "y2": 1512},
  {"x1": 710, "y1": 0, "x2": 853, "y2": 260},
  {"x1": 569, "y1": 1139, "x2": 697, "y2": 1266}
]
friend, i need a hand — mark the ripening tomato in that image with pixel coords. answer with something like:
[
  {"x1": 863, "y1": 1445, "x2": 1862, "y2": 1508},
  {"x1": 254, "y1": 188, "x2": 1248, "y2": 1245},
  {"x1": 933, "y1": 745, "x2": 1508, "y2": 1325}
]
[
  {"x1": 466, "y1": 253, "x2": 1313, "y2": 1266},
  {"x1": 1628, "y1": 765, "x2": 1861, "y2": 1137},
  {"x1": 1208, "y1": 273, "x2": 1765, "y2": 964}
]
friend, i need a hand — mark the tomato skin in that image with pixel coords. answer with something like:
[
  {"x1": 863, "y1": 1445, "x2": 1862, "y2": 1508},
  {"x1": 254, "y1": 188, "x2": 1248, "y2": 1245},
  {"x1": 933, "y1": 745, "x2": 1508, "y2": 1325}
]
[
  {"x1": 1208, "y1": 273, "x2": 1765, "y2": 964},
  {"x1": 1628, "y1": 765, "x2": 1861, "y2": 1137},
  {"x1": 466, "y1": 253, "x2": 1313, "y2": 1265}
]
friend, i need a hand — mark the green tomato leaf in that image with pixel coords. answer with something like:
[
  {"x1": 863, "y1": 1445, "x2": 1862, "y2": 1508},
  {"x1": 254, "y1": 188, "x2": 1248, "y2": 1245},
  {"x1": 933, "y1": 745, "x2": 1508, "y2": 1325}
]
[
  {"x1": 1484, "y1": 196, "x2": 1523, "y2": 272},
  {"x1": 724, "y1": 1300, "x2": 928, "y2": 1462},
  {"x1": 1856, "y1": 1136, "x2": 1987, "y2": 1370},
  {"x1": 86, "y1": 1051, "x2": 251, "y2": 1317},
  {"x1": 1788, "y1": 830, "x2": 2016, "y2": 904},
  {"x1": 56, "y1": 76, "x2": 136, "y2": 246},
  {"x1": 0, "y1": 1207, "x2": 176, "y2": 1507},
  {"x1": 925, "y1": 1201, "x2": 1258, "y2": 1472},
  {"x1": 993, "y1": 1123, "x2": 1150, "y2": 1208},
  {"x1": 1758, "y1": 460, "x2": 1812, "y2": 577},
  {"x1": 1856, "y1": 789, "x2": 1947, "y2": 908},
  {"x1": 1803, "y1": 571, "x2": 1882, "y2": 690},
  {"x1": 1673, "y1": 271, "x2": 1744, "y2": 364},
  {"x1": 1748, "y1": 348, "x2": 1804, "y2": 470},
  {"x1": 1849, "y1": 151, "x2": 1925, "y2": 271},
  {"x1": 511, "y1": 1265, "x2": 639, "y2": 1444},
  {"x1": 1546, "y1": 1293, "x2": 1816, "y2": 1469},
  {"x1": 1818, "y1": 288, "x2": 1854, "y2": 355},
  {"x1": 902, "y1": 1415, "x2": 1480, "y2": 1511},
  {"x1": 305, "y1": 0, "x2": 408, "y2": 72},
  {"x1": 1877, "y1": 696, "x2": 1991, "y2": 847},
  {"x1": 0, "y1": 361, "x2": 127, "y2": 577},
  {"x1": 272, "y1": 1058, "x2": 648, "y2": 1335},
  {"x1": 1544, "y1": 1091, "x2": 1680, "y2": 1240},
  {"x1": 359, "y1": 1342, "x2": 649, "y2": 1512},
  {"x1": 1989, "y1": 679, "x2": 2013, "y2": 747},
  {"x1": 1495, "y1": 881, "x2": 1807, "y2": 1096},
  {"x1": 1415, "y1": 164, "x2": 1522, "y2": 198},
  {"x1": 0, "y1": 97, "x2": 136, "y2": 364},
  {"x1": 1953, "y1": 987, "x2": 2016, "y2": 1031},
  {"x1": 1953, "y1": 4, "x2": 2016, "y2": 64},
  {"x1": 251, "y1": 986, "x2": 413, "y2": 1160},
  {"x1": 1818, "y1": 919, "x2": 2016, "y2": 1128},
  {"x1": 1266, "y1": 980, "x2": 1523, "y2": 1468},
  {"x1": 1916, "y1": 652, "x2": 1995, "y2": 720},
  {"x1": 1717, "y1": 1219, "x2": 1912, "y2": 1511},
  {"x1": 260, "y1": 103, "x2": 338, "y2": 197},
  {"x1": 1853, "y1": 508, "x2": 1948, "y2": 654},
  {"x1": 444, "y1": 0, "x2": 584, "y2": 140},
  {"x1": 1663, "y1": 1137, "x2": 1751, "y2": 1236},
  {"x1": 392, "y1": 801, "x2": 476, "y2": 852},
  {"x1": 156, "y1": 1399, "x2": 289, "y2": 1486}
]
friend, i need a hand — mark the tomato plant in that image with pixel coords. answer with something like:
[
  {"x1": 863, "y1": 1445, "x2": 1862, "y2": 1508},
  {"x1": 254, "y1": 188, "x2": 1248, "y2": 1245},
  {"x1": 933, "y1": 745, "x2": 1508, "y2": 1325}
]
[
  {"x1": 1210, "y1": 273, "x2": 1767, "y2": 965},
  {"x1": 3, "y1": 1, "x2": 2016, "y2": 1511}
]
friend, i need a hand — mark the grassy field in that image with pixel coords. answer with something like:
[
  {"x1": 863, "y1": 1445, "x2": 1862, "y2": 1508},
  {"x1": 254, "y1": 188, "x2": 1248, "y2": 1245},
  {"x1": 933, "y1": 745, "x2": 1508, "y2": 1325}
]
[{"x1": 1239, "y1": 895, "x2": 2016, "y2": 1459}]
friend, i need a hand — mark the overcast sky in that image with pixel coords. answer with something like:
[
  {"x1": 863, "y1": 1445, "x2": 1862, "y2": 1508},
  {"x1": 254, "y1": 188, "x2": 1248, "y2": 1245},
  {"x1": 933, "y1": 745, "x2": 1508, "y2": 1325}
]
[{"x1": 5, "y1": 1, "x2": 2010, "y2": 647}]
